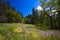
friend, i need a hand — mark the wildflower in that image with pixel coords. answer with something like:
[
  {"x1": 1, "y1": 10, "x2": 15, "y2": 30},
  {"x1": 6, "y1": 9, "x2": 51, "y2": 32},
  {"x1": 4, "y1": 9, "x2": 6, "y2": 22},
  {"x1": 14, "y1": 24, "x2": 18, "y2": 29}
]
[
  {"x1": 13, "y1": 27, "x2": 23, "y2": 32},
  {"x1": 41, "y1": 31, "x2": 54, "y2": 37}
]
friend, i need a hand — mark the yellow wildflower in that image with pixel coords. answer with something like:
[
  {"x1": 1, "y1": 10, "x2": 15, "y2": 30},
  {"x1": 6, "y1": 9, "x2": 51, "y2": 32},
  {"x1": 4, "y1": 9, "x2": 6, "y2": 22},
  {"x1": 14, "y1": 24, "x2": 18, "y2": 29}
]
[{"x1": 13, "y1": 27, "x2": 22, "y2": 32}]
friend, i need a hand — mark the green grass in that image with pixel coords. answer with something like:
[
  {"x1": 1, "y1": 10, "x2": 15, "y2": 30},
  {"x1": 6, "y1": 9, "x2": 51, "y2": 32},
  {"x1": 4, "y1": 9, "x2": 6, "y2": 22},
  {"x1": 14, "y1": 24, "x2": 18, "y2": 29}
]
[{"x1": 0, "y1": 23, "x2": 60, "y2": 40}]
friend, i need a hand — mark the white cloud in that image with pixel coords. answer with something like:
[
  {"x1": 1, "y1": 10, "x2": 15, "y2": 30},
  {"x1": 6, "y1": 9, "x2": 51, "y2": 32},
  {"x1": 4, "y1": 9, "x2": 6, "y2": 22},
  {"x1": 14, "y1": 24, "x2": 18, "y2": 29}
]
[{"x1": 36, "y1": 6, "x2": 43, "y2": 11}]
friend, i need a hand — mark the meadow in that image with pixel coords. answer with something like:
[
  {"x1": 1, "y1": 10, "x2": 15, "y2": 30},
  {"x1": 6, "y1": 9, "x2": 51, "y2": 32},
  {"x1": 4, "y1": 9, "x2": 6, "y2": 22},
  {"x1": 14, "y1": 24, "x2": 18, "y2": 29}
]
[{"x1": 0, "y1": 23, "x2": 60, "y2": 40}]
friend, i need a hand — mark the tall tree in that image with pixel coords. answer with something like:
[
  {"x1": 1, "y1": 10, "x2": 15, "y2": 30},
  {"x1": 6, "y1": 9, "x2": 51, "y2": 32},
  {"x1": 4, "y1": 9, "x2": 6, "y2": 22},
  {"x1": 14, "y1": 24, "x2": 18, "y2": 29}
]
[
  {"x1": 56, "y1": 0, "x2": 60, "y2": 29},
  {"x1": 40, "y1": 0, "x2": 58, "y2": 29},
  {"x1": 31, "y1": 7, "x2": 39, "y2": 24}
]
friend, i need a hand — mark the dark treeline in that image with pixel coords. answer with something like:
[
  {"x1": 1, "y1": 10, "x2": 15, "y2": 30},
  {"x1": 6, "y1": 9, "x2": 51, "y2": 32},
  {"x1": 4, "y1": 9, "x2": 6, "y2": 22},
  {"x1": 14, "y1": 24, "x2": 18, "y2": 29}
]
[{"x1": 25, "y1": 0, "x2": 60, "y2": 29}]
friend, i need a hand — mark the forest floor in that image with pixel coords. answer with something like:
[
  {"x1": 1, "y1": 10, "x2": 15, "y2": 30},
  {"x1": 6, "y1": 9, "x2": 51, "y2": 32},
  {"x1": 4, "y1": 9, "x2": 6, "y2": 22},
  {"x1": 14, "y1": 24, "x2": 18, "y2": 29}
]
[{"x1": 0, "y1": 23, "x2": 60, "y2": 40}]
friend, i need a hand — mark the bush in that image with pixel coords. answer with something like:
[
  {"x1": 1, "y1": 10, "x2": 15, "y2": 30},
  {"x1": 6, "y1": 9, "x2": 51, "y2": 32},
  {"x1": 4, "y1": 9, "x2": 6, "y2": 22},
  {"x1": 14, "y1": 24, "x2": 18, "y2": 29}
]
[{"x1": 35, "y1": 24, "x2": 48, "y2": 29}]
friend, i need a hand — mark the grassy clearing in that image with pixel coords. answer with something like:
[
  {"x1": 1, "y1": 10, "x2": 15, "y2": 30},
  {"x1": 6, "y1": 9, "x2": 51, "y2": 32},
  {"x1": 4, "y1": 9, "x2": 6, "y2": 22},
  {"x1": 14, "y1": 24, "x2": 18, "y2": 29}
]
[{"x1": 0, "y1": 23, "x2": 60, "y2": 40}]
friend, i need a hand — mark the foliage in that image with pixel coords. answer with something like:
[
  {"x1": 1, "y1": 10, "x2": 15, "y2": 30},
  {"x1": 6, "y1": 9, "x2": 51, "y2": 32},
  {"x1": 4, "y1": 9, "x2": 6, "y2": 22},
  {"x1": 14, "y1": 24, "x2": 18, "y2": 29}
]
[
  {"x1": 25, "y1": 0, "x2": 60, "y2": 29},
  {"x1": 35, "y1": 24, "x2": 49, "y2": 29},
  {"x1": 25, "y1": 7, "x2": 39, "y2": 24},
  {"x1": 0, "y1": 0, "x2": 23, "y2": 23}
]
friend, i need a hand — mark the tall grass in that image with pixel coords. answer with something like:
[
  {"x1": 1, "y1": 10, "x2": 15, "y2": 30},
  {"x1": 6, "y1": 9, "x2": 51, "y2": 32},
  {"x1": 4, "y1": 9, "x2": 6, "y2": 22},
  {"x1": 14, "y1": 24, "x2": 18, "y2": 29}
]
[{"x1": 0, "y1": 23, "x2": 60, "y2": 40}]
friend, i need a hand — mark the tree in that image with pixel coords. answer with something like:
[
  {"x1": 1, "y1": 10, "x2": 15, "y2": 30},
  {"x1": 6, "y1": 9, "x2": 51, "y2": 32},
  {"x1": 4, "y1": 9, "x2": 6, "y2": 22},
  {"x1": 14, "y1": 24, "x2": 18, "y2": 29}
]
[
  {"x1": 25, "y1": 14, "x2": 32, "y2": 24},
  {"x1": 25, "y1": 7, "x2": 39, "y2": 24},
  {"x1": 40, "y1": 0, "x2": 58, "y2": 29},
  {"x1": 0, "y1": 0, "x2": 23, "y2": 23},
  {"x1": 31, "y1": 7, "x2": 39, "y2": 24},
  {"x1": 40, "y1": 0, "x2": 51, "y2": 28},
  {"x1": 56, "y1": 0, "x2": 60, "y2": 29}
]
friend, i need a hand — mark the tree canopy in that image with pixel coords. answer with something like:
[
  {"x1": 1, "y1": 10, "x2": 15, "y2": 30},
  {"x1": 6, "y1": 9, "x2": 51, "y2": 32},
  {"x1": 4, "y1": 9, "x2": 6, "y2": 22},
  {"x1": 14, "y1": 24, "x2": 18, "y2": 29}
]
[{"x1": 0, "y1": 0, "x2": 23, "y2": 23}]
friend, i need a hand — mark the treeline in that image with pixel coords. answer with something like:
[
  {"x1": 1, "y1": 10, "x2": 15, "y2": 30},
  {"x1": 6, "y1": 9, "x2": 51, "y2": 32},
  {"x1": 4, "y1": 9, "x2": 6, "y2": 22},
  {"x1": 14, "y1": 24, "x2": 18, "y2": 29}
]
[
  {"x1": 0, "y1": 0, "x2": 23, "y2": 23},
  {"x1": 25, "y1": 0, "x2": 60, "y2": 29}
]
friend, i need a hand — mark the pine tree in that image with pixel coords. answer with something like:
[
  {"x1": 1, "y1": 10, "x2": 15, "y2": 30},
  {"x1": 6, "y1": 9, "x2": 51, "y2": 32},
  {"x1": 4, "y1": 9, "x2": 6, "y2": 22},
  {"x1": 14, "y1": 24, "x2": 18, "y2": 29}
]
[{"x1": 31, "y1": 7, "x2": 39, "y2": 24}]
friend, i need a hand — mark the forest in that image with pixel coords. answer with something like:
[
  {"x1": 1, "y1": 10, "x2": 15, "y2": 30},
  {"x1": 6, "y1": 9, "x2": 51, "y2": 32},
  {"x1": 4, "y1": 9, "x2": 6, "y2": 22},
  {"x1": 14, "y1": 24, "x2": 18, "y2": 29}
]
[{"x1": 0, "y1": 0, "x2": 60, "y2": 29}]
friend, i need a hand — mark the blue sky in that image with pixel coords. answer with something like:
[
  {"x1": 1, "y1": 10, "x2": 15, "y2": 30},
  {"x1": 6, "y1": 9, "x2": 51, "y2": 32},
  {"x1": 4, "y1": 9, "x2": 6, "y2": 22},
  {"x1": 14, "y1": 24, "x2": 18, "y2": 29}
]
[{"x1": 4, "y1": 0, "x2": 40, "y2": 17}]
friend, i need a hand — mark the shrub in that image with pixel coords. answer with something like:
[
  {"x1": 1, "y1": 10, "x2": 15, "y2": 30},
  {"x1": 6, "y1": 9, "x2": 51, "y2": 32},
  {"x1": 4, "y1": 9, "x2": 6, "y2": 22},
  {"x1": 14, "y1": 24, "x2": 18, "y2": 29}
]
[{"x1": 35, "y1": 24, "x2": 48, "y2": 29}]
